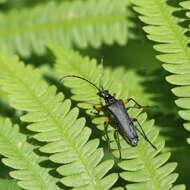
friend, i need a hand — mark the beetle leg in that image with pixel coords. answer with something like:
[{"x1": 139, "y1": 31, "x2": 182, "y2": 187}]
[
  {"x1": 131, "y1": 118, "x2": 157, "y2": 150},
  {"x1": 94, "y1": 104, "x2": 104, "y2": 109},
  {"x1": 123, "y1": 99, "x2": 139, "y2": 110},
  {"x1": 104, "y1": 117, "x2": 111, "y2": 151},
  {"x1": 128, "y1": 98, "x2": 144, "y2": 108},
  {"x1": 123, "y1": 98, "x2": 150, "y2": 109},
  {"x1": 126, "y1": 106, "x2": 138, "y2": 111},
  {"x1": 91, "y1": 104, "x2": 104, "y2": 116},
  {"x1": 122, "y1": 99, "x2": 129, "y2": 104},
  {"x1": 114, "y1": 129, "x2": 122, "y2": 160},
  {"x1": 104, "y1": 116, "x2": 109, "y2": 124}
]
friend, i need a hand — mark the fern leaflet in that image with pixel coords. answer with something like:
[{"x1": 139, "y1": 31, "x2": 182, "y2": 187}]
[
  {"x1": 0, "y1": 52, "x2": 118, "y2": 190},
  {"x1": 47, "y1": 42, "x2": 184, "y2": 190}
]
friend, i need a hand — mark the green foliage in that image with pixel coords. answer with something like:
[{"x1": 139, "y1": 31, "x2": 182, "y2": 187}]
[
  {"x1": 0, "y1": 0, "x2": 190, "y2": 189},
  {"x1": 0, "y1": 0, "x2": 129, "y2": 57},
  {"x1": 180, "y1": 1, "x2": 190, "y2": 143},
  {"x1": 132, "y1": 0, "x2": 190, "y2": 144},
  {"x1": 0, "y1": 0, "x2": 6, "y2": 3},
  {"x1": 47, "y1": 42, "x2": 184, "y2": 190},
  {"x1": 0, "y1": 117, "x2": 59, "y2": 190},
  {"x1": 0, "y1": 52, "x2": 118, "y2": 190},
  {"x1": 0, "y1": 179, "x2": 22, "y2": 190}
]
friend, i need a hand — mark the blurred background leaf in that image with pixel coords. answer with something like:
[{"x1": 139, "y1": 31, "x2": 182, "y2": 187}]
[{"x1": 0, "y1": 0, "x2": 130, "y2": 57}]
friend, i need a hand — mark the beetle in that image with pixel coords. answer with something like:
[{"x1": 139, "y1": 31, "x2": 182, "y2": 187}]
[{"x1": 60, "y1": 75, "x2": 157, "y2": 158}]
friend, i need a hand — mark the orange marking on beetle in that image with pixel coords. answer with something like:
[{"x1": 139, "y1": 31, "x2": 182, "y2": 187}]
[
  {"x1": 123, "y1": 99, "x2": 129, "y2": 104},
  {"x1": 104, "y1": 117, "x2": 109, "y2": 124},
  {"x1": 93, "y1": 104, "x2": 103, "y2": 109}
]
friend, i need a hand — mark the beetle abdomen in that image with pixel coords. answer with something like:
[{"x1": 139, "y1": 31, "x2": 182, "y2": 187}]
[{"x1": 107, "y1": 100, "x2": 138, "y2": 146}]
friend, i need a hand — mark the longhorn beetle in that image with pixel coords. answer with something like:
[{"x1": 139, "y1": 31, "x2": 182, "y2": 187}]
[{"x1": 60, "y1": 75, "x2": 157, "y2": 159}]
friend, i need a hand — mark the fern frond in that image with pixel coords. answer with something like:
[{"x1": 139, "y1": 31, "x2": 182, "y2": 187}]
[
  {"x1": 48, "y1": 42, "x2": 184, "y2": 190},
  {"x1": 0, "y1": 117, "x2": 60, "y2": 190},
  {"x1": 179, "y1": 1, "x2": 190, "y2": 144},
  {"x1": 0, "y1": 0, "x2": 128, "y2": 57},
  {"x1": 132, "y1": 0, "x2": 190, "y2": 145},
  {"x1": 0, "y1": 52, "x2": 118, "y2": 190}
]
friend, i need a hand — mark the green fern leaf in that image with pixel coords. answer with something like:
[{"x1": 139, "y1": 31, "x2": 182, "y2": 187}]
[
  {"x1": 132, "y1": 0, "x2": 190, "y2": 145},
  {"x1": 0, "y1": 0, "x2": 128, "y2": 57},
  {"x1": 0, "y1": 52, "x2": 118, "y2": 190},
  {"x1": 47, "y1": 42, "x2": 184, "y2": 190},
  {"x1": 0, "y1": 178, "x2": 22, "y2": 190},
  {"x1": 0, "y1": 117, "x2": 60, "y2": 190}
]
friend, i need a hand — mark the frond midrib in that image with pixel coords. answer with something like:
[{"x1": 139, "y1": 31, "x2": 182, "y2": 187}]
[
  {"x1": 0, "y1": 14, "x2": 126, "y2": 37},
  {"x1": 1, "y1": 62, "x2": 102, "y2": 190},
  {"x1": 152, "y1": 0, "x2": 190, "y2": 62},
  {"x1": 137, "y1": 144, "x2": 162, "y2": 189}
]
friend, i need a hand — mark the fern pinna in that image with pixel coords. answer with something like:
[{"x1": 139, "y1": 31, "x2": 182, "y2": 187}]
[
  {"x1": 47, "y1": 42, "x2": 185, "y2": 190},
  {"x1": 0, "y1": 52, "x2": 118, "y2": 190},
  {"x1": 132, "y1": 0, "x2": 190, "y2": 146},
  {"x1": 0, "y1": 0, "x2": 128, "y2": 57}
]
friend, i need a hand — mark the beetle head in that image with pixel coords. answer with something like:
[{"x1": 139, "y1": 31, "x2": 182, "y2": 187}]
[
  {"x1": 97, "y1": 90, "x2": 110, "y2": 98},
  {"x1": 97, "y1": 90, "x2": 116, "y2": 104}
]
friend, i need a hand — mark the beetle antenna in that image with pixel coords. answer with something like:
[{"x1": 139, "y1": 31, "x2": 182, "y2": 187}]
[{"x1": 59, "y1": 75, "x2": 101, "y2": 92}]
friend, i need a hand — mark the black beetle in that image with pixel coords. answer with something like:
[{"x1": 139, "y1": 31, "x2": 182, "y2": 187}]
[{"x1": 60, "y1": 75, "x2": 157, "y2": 158}]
